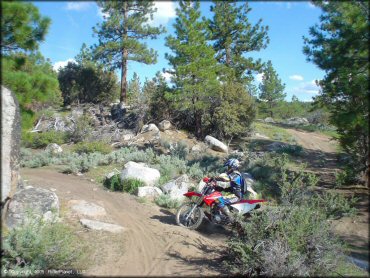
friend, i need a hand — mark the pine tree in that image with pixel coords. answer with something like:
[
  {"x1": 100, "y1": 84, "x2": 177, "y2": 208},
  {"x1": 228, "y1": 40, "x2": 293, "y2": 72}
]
[
  {"x1": 208, "y1": 1, "x2": 269, "y2": 83},
  {"x1": 303, "y1": 1, "x2": 369, "y2": 182},
  {"x1": 92, "y1": 1, "x2": 165, "y2": 104},
  {"x1": 165, "y1": 0, "x2": 220, "y2": 138},
  {"x1": 258, "y1": 61, "x2": 286, "y2": 118},
  {"x1": 1, "y1": 2, "x2": 51, "y2": 53},
  {"x1": 127, "y1": 72, "x2": 141, "y2": 107}
]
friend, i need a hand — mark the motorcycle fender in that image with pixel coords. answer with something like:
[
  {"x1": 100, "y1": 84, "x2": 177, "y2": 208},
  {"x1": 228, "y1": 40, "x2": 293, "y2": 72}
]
[
  {"x1": 183, "y1": 191, "x2": 202, "y2": 198},
  {"x1": 230, "y1": 202, "x2": 257, "y2": 214}
]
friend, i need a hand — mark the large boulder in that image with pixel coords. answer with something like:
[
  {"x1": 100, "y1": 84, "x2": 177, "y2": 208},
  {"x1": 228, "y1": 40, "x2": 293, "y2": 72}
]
[
  {"x1": 6, "y1": 186, "x2": 59, "y2": 228},
  {"x1": 141, "y1": 123, "x2": 159, "y2": 133},
  {"x1": 204, "y1": 135, "x2": 228, "y2": 153},
  {"x1": 121, "y1": 161, "x2": 160, "y2": 186},
  {"x1": 191, "y1": 143, "x2": 207, "y2": 153},
  {"x1": 136, "y1": 186, "x2": 162, "y2": 198},
  {"x1": 158, "y1": 120, "x2": 172, "y2": 131},
  {"x1": 69, "y1": 200, "x2": 107, "y2": 218},
  {"x1": 1, "y1": 86, "x2": 22, "y2": 203},
  {"x1": 162, "y1": 174, "x2": 190, "y2": 200},
  {"x1": 285, "y1": 117, "x2": 309, "y2": 126},
  {"x1": 264, "y1": 117, "x2": 275, "y2": 124}
]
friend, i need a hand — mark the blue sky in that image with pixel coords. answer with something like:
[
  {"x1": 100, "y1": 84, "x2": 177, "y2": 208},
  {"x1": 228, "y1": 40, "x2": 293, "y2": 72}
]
[{"x1": 33, "y1": 1, "x2": 324, "y2": 102}]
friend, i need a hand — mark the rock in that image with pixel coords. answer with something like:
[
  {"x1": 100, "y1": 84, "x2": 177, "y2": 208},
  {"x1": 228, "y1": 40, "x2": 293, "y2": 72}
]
[
  {"x1": 254, "y1": 132, "x2": 270, "y2": 140},
  {"x1": 242, "y1": 173, "x2": 258, "y2": 199},
  {"x1": 45, "y1": 143, "x2": 63, "y2": 154},
  {"x1": 1, "y1": 86, "x2": 22, "y2": 203},
  {"x1": 69, "y1": 200, "x2": 106, "y2": 218},
  {"x1": 121, "y1": 161, "x2": 160, "y2": 186},
  {"x1": 122, "y1": 133, "x2": 135, "y2": 141},
  {"x1": 191, "y1": 143, "x2": 207, "y2": 153},
  {"x1": 264, "y1": 117, "x2": 275, "y2": 123},
  {"x1": 158, "y1": 120, "x2": 172, "y2": 131},
  {"x1": 6, "y1": 186, "x2": 59, "y2": 228},
  {"x1": 285, "y1": 117, "x2": 309, "y2": 126},
  {"x1": 71, "y1": 107, "x2": 84, "y2": 119},
  {"x1": 230, "y1": 150, "x2": 245, "y2": 158},
  {"x1": 204, "y1": 135, "x2": 228, "y2": 153},
  {"x1": 105, "y1": 172, "x2": 117, "y2": 180},
  {"x1": 197, "y1": 180, "x2": 206, "y2": 192},
  {"x1": 80, "y1": 219, "x2": 125, "y2": 233},
  {"x1": 141, "y1": 123, "x2": 159, "y2": 133},
  {"x1": 136, "y1": 186, "x2": 162, "y2": 198},
  {"x1": 162, "y1": 174, "x2": 190, "y2": 200}
]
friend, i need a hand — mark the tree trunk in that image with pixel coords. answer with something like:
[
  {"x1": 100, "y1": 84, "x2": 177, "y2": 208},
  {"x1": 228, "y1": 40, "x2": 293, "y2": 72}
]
[
  {"x1": 120, "y1": 2, "x2": 128, "y2": 104},
  {"x1": 195, "y1": 110, "x2": 202, "y2": 139}
]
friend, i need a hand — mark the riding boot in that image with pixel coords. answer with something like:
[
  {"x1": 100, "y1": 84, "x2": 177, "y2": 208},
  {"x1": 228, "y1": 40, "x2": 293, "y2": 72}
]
[{"x1": 220, "y1": 206, "x2": 234, "y2": 223}]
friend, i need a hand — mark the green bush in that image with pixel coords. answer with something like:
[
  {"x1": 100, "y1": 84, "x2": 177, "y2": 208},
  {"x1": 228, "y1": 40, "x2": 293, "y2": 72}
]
[
  {"x1": 154, "y1": 194, "x2": 181, "y2": 209},
  {"x1": 73, "y1": 141, "x2": 112, "y2": 155},
  {"x1": 103, "y1": 174, "x2": 122, "y2": 191},
  {"x1": 122, "y1": 178, "x2": 144, "y2": 194},
  {"x1": 1, "y1": 213, "x2": 81, "y2": 275},
  {"x1": 277, "y1": 144, "x2": 303, "y2": 156},
  {"x1": 21, "y1": 131, "x2": 68, "y2": 149},
  {"x1": 69, "y1": 114, "x2": 94, "y2": 143}
]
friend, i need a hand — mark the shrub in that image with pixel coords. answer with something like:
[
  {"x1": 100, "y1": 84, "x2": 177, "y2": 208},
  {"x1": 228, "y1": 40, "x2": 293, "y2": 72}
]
[
  {"x1": 69, "y1": 114, "x2": 94, "y2": 143},
  {"x1": 154, "y1": 194, "x2": 181, "y2": 209},
  {"x1": 103, "y1": 174, "x2": 122, "y2": 191},
  {"x1": 170, "y1": 141, "x2": 189, "y2": 160},
  {"x1": 277, "y1": 144, "x2": 303, "y2": 156},
  {"x1": 226, "y1": 201, "x2": 344, "y2": 276},
  {"x1": 122, "y1": 178, "x2": 144, "y2": 194},
  {"x1": 1, "y1": 213, "x2": 81, "y2": 275},
  {"x1": 73, "y1": 141, "x2": 112, "y2": 155},
  {"x1": 22, "y1": 131, "x2": 68, "y2": 149}
]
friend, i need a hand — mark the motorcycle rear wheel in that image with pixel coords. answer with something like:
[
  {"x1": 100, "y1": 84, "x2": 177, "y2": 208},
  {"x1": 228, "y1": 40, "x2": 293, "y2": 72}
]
[{"x1": 176, "y1": 203, "x2": 204, "y2": 230}]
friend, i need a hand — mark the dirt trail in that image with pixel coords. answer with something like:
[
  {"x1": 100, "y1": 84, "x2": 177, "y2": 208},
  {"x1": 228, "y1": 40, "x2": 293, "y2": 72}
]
[{"x1": 21, "y1": 168, "x2": 229, "y2": 277}]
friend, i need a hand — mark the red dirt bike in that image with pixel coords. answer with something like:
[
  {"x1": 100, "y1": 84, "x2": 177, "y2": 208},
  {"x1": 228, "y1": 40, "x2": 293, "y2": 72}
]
[{"x1": 176, "y1": 177, "x2": 267, "y2": 230}]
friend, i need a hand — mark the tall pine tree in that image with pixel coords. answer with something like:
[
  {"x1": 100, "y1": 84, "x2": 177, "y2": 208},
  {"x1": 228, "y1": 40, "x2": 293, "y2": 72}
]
[
  {"x1": 208, "y1": 1, "x2": 269, "y2": 83},
  {"x1": 303, "y1": 1, "x2": 369, "y2": 182},
  {"x1": 258, "y1": 61, "x2": 286, "y2": 118},
  {"x1": 165, "y1": 0, "x2": 220, "y2": 138},
  {"x1": 92, "y1": 1, "x2": 165, "y2": 104}
]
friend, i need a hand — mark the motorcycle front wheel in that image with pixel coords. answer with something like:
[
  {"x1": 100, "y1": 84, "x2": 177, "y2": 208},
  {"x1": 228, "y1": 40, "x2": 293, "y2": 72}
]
[{"x1": 176, "y1": 203, "x2": 204, "y2": 230}]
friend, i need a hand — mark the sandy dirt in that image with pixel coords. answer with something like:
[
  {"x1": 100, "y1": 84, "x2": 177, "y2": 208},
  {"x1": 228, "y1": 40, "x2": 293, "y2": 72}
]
[{"x1": 21, "y1": 167, "x2": 230, "y2": 277}]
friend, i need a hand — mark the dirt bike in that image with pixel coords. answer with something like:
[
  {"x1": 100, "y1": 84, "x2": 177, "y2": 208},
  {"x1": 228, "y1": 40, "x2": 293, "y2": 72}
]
[{"x1": 176, "y1": 177, "x2": 267, "y2": 230}]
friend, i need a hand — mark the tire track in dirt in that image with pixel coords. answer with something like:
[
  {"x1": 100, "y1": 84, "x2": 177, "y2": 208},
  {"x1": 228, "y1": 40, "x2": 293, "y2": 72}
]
[{"x1": 20, "y1": 167, "x2": 228, "y2": 276}]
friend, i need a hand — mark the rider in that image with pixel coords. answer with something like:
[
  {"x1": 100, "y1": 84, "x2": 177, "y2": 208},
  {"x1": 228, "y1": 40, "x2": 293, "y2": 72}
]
[{"x1": 213, "y1": 158, "x2": 244, "y2": 222}]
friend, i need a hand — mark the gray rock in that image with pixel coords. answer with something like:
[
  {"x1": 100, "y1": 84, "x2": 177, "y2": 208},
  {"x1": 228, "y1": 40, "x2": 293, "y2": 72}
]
[
  {"x1": 122, "y1": 133, "x2": 135, "y2": 141},
  {"x1": 242, "y1": 173, "x2": 258, "y2": 198},
  {"x1": 158, "y1": 120, "x2": 172, "y2": 131},
  {"x1": 136, "y1": 186, "x2": 162, "y2": 198},
  {"x1": 162, "y1": 174, "x2": 190, "y2": 200},
  {"x1": 105, "y1": 172, "x2": 117, "y2": 180},
  {"x1": 254, "y1": 132, "x2": 270, "y2": 140},
  {"x1": 204, "y1": 135, "x2": 228, "y2": 153},
  {"x1": 197, "y1": 180, "x2": 206, "y2": 192},
  {"x1": 191, "y1": 143, "x2": 207, "y2": 153},
  {"x1": 1, "y1": 86, "x2": 22, "y2": 203},
  {"x1": 141, "y1": 123, "x2": 159, "y2": 133},
  {"x1": 71, "y1": 107, "x2": 84, "y2": 119},
  {"x1": 80, "y1": 219, "x2": 125, "y2": 233},
  {"x1": 264, "y1": 117, "x2": 275, "y2": 123},
  {"x1": 6, "y1": 186, "x2": 59, "y2": 228},
  {"x1": 69, "y1": 200, "x2": 106, "y2": 218},
  {"x1": 285, "y1": 117, "x2": 309, "y2": 126},
  {"x1": 45, "y1": 143, "x2": 63, "y2": 154},
  {"x1": 121, "y1": 161, "x2": 160, "y2": 186},
  {"x1": 230, "y1": 150, "x2": 245, "y2": 158}
]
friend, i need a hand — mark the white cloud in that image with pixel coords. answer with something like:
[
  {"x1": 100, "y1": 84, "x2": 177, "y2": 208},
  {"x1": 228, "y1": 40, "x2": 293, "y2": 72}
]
[
  {"x1": 148, "y1": 1, "x2": 177, "y2": 26},
  {"x1": 308, "y1": 2, "x2": 316, "y2": 9},
  {"x1": 161, "y1": 71, "x2": 173, "y2": 82},
  {"x1": 289, "y1": 74, "x2": 304, "y2": 81},
  {"x1": 66, "y1": 2, "x2": 92, "y2": 11},
  {"x1": 97, "y1": 7, "x2": 110, "y2": 20},
  {"x1": 53, "y1": 59, "x2": 76, "y2": 72},
  {"x1": 292, "y1": 80, "x2": 321, "y2": 95},
  {"x1": 256, "y1": 73, "x2": 264, "y2": 83}
]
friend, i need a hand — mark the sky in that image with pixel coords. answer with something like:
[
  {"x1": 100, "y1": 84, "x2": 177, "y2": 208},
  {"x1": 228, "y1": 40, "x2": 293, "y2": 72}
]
[{"x1": 33, "y1": 1, "x2": 325, "y2": 102}]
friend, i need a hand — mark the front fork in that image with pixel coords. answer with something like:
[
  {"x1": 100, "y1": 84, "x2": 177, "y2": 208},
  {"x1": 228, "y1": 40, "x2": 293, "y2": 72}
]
[{"x1": 184, "y1": 196, "x2": 204, "y2": 221}]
